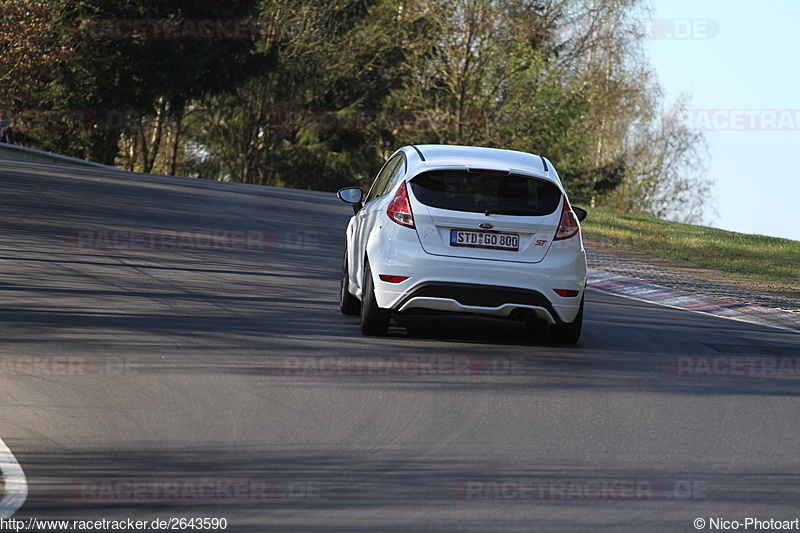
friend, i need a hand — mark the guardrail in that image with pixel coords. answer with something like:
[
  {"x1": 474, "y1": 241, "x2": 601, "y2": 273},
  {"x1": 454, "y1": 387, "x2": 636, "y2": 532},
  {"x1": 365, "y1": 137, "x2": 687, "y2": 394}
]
[{"x1": 0, "y1": 142, "x2": 121, "y2": 171}]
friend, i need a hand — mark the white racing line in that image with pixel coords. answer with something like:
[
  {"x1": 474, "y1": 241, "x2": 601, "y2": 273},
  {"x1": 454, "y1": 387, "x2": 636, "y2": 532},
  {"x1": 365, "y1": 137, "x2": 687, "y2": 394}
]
[{"x1": 0, "y1": 436, "x2": 27, "y2": 518}]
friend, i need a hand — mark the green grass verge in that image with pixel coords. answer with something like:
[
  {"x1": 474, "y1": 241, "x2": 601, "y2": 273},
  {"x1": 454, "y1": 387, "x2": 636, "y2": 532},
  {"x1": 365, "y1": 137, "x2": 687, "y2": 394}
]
[{"x1": 581, "y1": 207, "x2": 800, "y2": 286}]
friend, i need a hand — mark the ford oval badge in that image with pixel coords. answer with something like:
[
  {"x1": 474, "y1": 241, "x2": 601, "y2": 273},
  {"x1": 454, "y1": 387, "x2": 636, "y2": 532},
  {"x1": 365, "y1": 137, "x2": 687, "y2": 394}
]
[{"x1": 479, "y1": 223, "x2": 494, "y2": 229}]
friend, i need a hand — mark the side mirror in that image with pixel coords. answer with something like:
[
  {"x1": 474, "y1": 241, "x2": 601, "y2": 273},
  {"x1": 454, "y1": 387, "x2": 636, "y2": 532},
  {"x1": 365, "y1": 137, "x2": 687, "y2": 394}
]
[
  {"x1": 337, "y1": 186, "x2": 364, "y2": 214},
  {"x1": 572, "y1": 206, "x2": 587, "y2": 222}
]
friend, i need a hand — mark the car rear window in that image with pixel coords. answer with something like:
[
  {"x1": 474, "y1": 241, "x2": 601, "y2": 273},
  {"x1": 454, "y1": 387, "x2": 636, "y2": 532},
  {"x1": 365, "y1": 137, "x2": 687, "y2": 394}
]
[{"x1": 409, "y1": 170, "x2": 561, "y2": 216}]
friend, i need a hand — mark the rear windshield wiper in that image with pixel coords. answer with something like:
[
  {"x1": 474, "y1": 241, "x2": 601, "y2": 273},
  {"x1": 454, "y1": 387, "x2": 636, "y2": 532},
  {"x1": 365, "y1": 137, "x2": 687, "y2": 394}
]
[{"x1": 485, "y1": 207, "x2": 546, "y2": 216}]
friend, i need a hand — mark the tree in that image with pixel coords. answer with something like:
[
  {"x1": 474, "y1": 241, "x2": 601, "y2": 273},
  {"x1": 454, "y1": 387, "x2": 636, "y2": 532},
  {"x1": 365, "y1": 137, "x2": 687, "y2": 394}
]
[
  {"x1": 0, "y1": 0, "x2": 74, "y2": 108},
  {"x1": 187, "y1": 0, "x2": 711, "y2": 220},
  {"x1": 607, "y1": 95, "x2": 713, "y2": 223},
  {"x1": 10, "y1": 0, "x2": 711, "y2": 222},
  {"x1": 36, "y1": 0, "x2": 269, "y2": 166},
  {"x1": 184, "y1": 0, "x2": 410, "y2": 189},
  {"x1": 386, "y1": 0, "x2": 712, "y2": 221}
]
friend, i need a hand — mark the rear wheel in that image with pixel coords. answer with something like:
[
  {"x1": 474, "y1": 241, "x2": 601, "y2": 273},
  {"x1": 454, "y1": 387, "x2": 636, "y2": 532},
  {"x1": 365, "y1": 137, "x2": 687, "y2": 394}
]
[
  {"x1": 339, "y1": 251, "x2": 360, "y2": 316},
  {"x1": 549, "y1": 296, "x2": 583, "y2": 344},
  {"x1": 360, "y1": 262, "x2": 391, "y2": 336}
]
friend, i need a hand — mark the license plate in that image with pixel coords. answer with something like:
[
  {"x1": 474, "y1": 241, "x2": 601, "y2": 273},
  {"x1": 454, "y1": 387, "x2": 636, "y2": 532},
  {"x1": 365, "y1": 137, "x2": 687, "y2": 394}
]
[{"x1": 450, "y1": 229, "x2": 520, "y2": 251}]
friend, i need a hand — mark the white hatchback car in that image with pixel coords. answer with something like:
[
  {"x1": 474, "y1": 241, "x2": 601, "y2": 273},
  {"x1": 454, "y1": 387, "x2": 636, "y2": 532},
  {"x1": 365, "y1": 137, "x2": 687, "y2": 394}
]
[{"x1": 337, "y1": 144, "x2": 587, "y2": 343}]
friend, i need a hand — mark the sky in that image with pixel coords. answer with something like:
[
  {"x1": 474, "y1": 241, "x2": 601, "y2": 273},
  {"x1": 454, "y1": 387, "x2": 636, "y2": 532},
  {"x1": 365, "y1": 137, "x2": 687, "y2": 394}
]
[{"x1": 647, "y1": 0, "x2": 800, "y2": 242}]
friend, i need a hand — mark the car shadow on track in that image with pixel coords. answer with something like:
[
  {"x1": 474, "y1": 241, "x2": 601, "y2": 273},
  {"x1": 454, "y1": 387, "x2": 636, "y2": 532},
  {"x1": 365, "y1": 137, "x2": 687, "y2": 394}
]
[{"x1": 388, "y1": 314, "x2": 553, "y2": 346}]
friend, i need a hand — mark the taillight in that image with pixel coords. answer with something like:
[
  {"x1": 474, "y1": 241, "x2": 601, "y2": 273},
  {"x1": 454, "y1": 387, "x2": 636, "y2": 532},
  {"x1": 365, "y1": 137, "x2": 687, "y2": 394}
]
[
  {"x1": 386, "y1": 181, "x2": 415, "y2": 228},
  {"x1": 554, "y1": 197, "x2": 580, "y2": 241},
  {"x1": 553, "y1": 289, "x2": 580, "y2": 297},
  {"x1": 379, "y1": 275, "x2": 409, "y2": 284}
]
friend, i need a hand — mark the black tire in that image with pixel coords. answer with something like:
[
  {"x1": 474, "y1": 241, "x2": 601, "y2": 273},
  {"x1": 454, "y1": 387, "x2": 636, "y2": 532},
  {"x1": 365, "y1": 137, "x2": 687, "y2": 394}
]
[
  {"x1": 549, "y1": 296, "x2": 583, "y2": 344},
  {"x1": 339, "y1": 251, "x2": 360, "y2": 316},
  {"x1": 360, "y1": 262, "x2": 391, "y2": 336}
]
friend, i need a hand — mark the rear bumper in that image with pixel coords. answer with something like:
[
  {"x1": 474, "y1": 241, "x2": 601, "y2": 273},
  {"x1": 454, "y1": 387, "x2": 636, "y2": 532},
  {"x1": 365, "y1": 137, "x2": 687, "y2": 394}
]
[
  {"x1": 395, "y1": 282, "x2": 560, "y2": 324},
  {"x1": 366, "y1": 232, "x2": 587, "y2": 324}
]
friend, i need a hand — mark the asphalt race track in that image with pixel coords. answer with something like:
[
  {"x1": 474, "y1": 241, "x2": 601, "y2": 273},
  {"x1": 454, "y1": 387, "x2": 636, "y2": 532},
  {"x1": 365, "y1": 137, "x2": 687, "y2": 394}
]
[{"x1": 0, "y1": 159, "x2": 798, "y2": 532}]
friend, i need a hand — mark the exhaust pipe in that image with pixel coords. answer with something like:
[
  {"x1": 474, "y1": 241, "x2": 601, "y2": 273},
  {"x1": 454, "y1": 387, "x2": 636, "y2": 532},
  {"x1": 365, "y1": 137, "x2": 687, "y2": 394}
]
[{"x1": 510, "y1": 308, "x2": 539, "y2": 323}]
